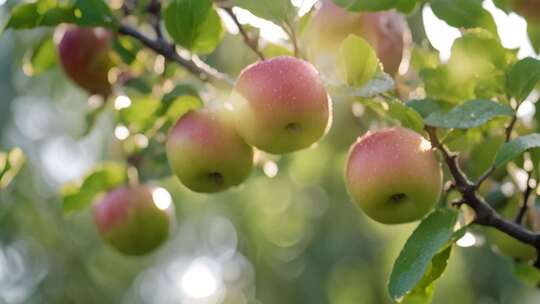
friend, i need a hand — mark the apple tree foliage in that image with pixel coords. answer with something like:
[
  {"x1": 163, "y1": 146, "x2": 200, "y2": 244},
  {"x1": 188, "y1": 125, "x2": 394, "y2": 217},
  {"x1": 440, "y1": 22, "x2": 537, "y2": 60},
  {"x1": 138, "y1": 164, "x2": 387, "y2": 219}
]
[{"x1": 2, "y1": 0, "x2": 540, "y2": 303}]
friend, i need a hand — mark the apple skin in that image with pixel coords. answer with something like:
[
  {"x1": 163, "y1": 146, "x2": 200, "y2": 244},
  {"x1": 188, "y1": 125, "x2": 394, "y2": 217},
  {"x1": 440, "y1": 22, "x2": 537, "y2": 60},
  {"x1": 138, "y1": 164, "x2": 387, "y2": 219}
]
[
  {"x1": 56, "y1": 26, "x2": 113, "y2": 96},
  {"x1": 166, "y1": 108, "x2": 254, "y2": 193},
  {"x1": 512, "y1": 0, "x2": 540, "y2": 21},
  {"x1": 233, "y1": 56, "x2": 331, "y2": 154},
  {"x1": 345, "y1": 127, "x2": 442, "y2": 224},
  {"x1": 94, "y1": 185, "x2": 172, "y2": 256},
  {"x1": 305, "y1": 0, "x2": 407, "y2": 75}
]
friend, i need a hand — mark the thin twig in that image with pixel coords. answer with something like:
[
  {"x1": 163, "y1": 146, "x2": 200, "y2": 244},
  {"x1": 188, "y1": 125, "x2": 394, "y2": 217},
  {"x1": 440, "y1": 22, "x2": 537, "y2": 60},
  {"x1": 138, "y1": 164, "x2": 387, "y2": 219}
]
[
  {"x1": 515, "y1": 170, "x2": 534, "y2": 224},
  {"x1": 223, "y1": 7, "x2": 265, "y2": 61},
  {"x1": 283, "y1": 20, "x2": 300, "y2": 58},
  {"x1": 476, "y1": 112, "x2": 519, "y2": 187},
  {"x1": 118, "y1": 24, "x2": 234, "y2": 88},
  {"x1": 147, "y1": 0, "x2": 164, "y2": 40}
]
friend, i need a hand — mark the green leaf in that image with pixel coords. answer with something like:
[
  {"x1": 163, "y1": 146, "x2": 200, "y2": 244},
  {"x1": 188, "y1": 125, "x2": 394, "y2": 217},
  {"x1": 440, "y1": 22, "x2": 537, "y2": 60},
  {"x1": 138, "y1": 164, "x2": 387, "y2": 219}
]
[
  {"x1": 396, "y1": 0, "x2": 421, "y2": 13},
  {"x1": 24, "y1": 36, "x2": 57, "y2": 76},
  {"x1": 119, "y1": 96, "x2": 161, "y2": 133},
  {"x1": 493, "y1": 0, "x2": 512, "y2": 12},
  {"x1": 401, "y1": 246, "x2": 452, "y2": 304},
  {"x1": 388, "y1": 209, "x2": 459, "y2": 301},
  {"x1": 513, "y1": 261, "x2": 540, "y2": 286},
  {"x1": 73, "y1": 0, "x2": 117, "y2": 28},
  {"x1": 4, "y1": 2, "x2": 76, "y2": 30},
  {"x1": 122, "y1": 77, "x2": 153, "y2": 95},
  {"x1": 160, "y1": 85, "x2": 202, "y2": 126},
  {"x1": 234, "y1": 0, "x2": 295, "y2": 24},
  {"x1": 494, "y1": 134, "x2": 540, "y2": 167},
  {"x1": 112, "y1": 36, "x2": 141, "y2": 65},
  {"x1": 336, "y1": 73, "x2": 395, "y2": 98},
  {"x1": 333, "y1": 0, "x2": 399, "y2": 12},
  {"x1": 406, "y1": 99, "x2": 453, "y2": 119},
  {"x1": 62, "y1": 162, "x2": 127, "y2": 214},
  {"x1": 338, "y1": 35, "x2": 379, "y2": 87},
  {"x1": 506, "y1": 57, "x2": 540, "y2": 102},
  {"x1": 164, "y1": 0, "x2": 224, "y2": 54},
  {"x1": 0, "y1": 148, "x2": 26, "y2": 189},
  {"x1": 165, "y1": 95, "x2": 203, "y2": 123},
  {"x1": 162, "y1": 85, "x2": 200, "y2": 104},
  {"x1": 424, "y1": 99, "x2": 513, "y2": 129},
  {"x1": 420, "y1": 66, "x2": 476, "y2": 103},
  {"x1": 262, "y1": 44, "x2": 294, "y2": 58},
  {"x1": 528, "y1": 22, "x2": 540, "y2": 54},
  {"x1": 5, "y1": 0, "x2": 116, "y2": 30},
  {"x1": 410, "y1": 47, "x2": 440, "y2": 71},
  {"x1": 430, "y1": 0, "x2": 497, "y2": 34},
  {"x1": 361, "y1": 98, "x2": 424, "y2": 133}
]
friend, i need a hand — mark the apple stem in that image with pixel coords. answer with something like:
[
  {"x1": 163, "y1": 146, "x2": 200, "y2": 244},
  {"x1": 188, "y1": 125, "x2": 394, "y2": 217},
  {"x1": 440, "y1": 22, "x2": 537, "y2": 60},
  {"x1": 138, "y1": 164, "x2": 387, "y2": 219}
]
[{"x1": 425, "y1": 126, "x2": 540, "y2": 269}]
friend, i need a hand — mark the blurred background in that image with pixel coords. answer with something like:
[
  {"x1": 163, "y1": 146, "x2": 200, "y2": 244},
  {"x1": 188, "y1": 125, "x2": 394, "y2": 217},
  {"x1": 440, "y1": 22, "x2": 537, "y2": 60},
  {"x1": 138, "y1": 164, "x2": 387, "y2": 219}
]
[{"x1": 1, "y1": 0, "x2": 540, "y2": 303}]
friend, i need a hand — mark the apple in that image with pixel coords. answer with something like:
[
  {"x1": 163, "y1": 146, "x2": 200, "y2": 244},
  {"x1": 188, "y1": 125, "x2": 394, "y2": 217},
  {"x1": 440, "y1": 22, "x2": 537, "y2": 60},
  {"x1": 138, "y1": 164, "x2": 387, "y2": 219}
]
[
  {"x1": 56, "y1": 26, "x2": 113, "y2": 96},
  {"x1": 94, "y1": 185, "x2": 172, "y2": 255},
  {"x1": 166, "y1": 108, "x2": 254, "y2": 193},
  {"x1": 305, "y1": 0, "x2": 407, "y2": 75},
  {"x1": 232, "y1": 56, "x2": 332, "y2": 154},
  {"x1": 345, "y1": 127, "x2": 442, "y2": 224},
  {"x1": 512, "y1": 0, "x2": 540, "y2": 21}
]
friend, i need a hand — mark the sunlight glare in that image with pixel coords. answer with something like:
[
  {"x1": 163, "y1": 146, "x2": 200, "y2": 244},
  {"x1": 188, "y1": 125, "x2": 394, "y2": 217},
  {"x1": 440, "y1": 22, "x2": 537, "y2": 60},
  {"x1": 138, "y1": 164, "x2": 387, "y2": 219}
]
[
  {"x1": 152, "y1": 188, "x2": 172, "y2": 211},
  {"x1": 181, "y1": 258, "x2": 221, "y2": 299}
]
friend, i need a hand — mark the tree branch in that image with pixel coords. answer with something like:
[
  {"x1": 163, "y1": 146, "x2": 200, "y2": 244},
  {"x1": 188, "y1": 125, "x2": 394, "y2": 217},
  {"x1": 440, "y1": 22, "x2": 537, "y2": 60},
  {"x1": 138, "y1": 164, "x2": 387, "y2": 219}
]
[
  {"x1": 425, "y1": 126, "x2": 540, "y2": 267},
  {"x1": 223, "y1": 7, "x2": 265, "y2": 61},
  {"x1": 117, "y1": 24, "x2": 234, "y2": 88}
]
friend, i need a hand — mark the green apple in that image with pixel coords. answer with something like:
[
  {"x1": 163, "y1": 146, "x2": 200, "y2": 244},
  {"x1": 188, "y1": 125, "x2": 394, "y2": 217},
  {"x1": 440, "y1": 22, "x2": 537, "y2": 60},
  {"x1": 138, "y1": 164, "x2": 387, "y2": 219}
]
[
  {"x1": 94, "y1": 185, "x2": 172, "y2": 256},
  {"x1": 166, "y1": 108, "x2": 254, "y2": 193},
  {"x1": 56, "y1": 26, "x2": 113, "y2": 97},
  {"x1": 304, "y1": 0, "x2": 407, "y2": 75},
  {"x1": 345, "y1": 127, "x2": 442, "y2": 224},
  {"x1": 232, "y1": 56, "x2": 332, "y2": 154}
]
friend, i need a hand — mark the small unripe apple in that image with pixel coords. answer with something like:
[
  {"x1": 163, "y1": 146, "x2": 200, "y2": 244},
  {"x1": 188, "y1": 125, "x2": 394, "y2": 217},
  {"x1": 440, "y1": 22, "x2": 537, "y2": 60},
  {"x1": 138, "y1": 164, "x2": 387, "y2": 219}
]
[
  {"x1": 56, "y1": 26, "x2": 113, "y2": 96},
  {"x1": 166, "y1": 108, "x2": 254, "y2": 193},
  {"x1": 345, "y1": 127, "x2": 442, "y2": 224},
  {"x1": 94, "y1": 185, "x2": 172, "y2": 255},
  {"x1": 512, "y1": 0, "x2": 540, "y2": 21},
  {"x1": 233, "y1": 56, "x2": 331, "y2": 154},
  {"x1": 305, "y1": 0, "x2": 407, "y2": 75}
]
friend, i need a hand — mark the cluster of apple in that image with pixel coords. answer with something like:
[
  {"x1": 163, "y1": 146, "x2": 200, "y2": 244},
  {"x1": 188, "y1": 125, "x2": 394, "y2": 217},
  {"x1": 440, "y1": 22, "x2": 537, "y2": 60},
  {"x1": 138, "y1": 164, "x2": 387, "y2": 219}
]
[
  {"x1": 166, "y1": 55, "x2": 331, "y2": 192},
  {"x1": 54, "y1": 2, "x2": 445, "y2": 256}
]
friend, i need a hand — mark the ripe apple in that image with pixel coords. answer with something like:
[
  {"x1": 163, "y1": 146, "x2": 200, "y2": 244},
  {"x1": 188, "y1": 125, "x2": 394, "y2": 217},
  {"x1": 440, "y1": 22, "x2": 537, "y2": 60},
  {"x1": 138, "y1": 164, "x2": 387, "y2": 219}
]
[
  {"x1": 345, "y1": 127, "x2": 442, "y2": 224},
  {"x1": 166, "y1": 108, "x2": 254, "y2": 193},
  {"x1": 512, "y1": 0, "x2": 540, "y2": 21},
  {"x1": 305, "y1": 0, "x2": 407, "y2": 75},
  {"x1": 94, "y1": 185, "x2": 172, "y2": 255},
  {"x1": 56, "y1": 26, "x2": 113, "y2": 96},
  {"x1": 232, "y1": 56, "x2": 331, "y2": 154}
]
